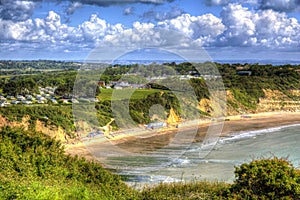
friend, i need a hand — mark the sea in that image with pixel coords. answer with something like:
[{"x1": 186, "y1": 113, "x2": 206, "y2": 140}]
[{"x1": 99, "y1": 123, "x2": 300, "y2": 187}]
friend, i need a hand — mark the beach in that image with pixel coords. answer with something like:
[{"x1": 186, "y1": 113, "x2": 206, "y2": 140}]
[{"x1": 65, "y1": 111, "x2": 300, "y2": 159}]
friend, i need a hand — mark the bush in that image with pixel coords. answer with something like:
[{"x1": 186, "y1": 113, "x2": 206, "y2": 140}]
[{"x1": 229, "y1": 157, "x2": 300, "y2": 199}]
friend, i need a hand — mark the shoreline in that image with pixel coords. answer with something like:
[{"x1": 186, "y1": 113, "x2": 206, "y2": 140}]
[{"x1": 65, "y1": 111, "x2": 300, "y2": 158}]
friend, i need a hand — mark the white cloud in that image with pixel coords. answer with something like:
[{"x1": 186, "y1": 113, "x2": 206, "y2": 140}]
[
  {"x1": 0, "y1": 0, "x2": 175, "y2": 22},
  {"x1": 206, "y1": 0, "x2": 230, "y2": 6},
  {"x1": 0, "y1": 11, "x2": 123, "y2": 48},
  {"x1": 0, "y1": 0, "x2": 36, "y2": 21},
  {"x1": 1, "y1": 3, "x2": 300, "y2": 59},
  {"x1": 217, "y1": 3, "x2": 300, "y2": 48},
  {"x1": 218, "y1": 4, "x2": 256, "y2": 46},
  {"x1": 158, "y1": 13, "x2": 225, "y2": 46},
  {"x1": 141, "y1": 6, "x2": 184, "y2": 21},
  {"x1": 260, "y1": 0, "x2": 300, "y2": 12},
  {"x1": 124, "y1": 7, "x2": 135, "y2": 15},
  {"x1": 66, "y1": 2, "x2": 83, "y2": 15}
]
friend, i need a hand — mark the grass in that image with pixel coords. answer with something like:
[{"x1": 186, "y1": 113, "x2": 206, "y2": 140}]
[
  {"x1": 139, "y1": 181, "x2": 230, "y2": 200},
  {"x1": 0, "y1": 126, "x2": 138, "y2": 200},
  {"x1": 98, "y1": 88, "x2": 164, "y2": 101}
]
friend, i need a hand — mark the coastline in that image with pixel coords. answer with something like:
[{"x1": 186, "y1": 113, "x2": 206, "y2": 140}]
[{"x1": 65, "y1": 111, "x2": 300, "y2": 157}]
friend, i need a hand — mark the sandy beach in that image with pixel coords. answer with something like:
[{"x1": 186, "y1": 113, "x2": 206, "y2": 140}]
[{"x1": 65, "y1": 112, "x2": 300, "y2": 158}]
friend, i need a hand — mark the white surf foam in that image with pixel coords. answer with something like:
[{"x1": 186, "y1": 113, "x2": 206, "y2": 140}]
[{"x1": 219, "y1": 123, "x2": 300, "y2": 144}]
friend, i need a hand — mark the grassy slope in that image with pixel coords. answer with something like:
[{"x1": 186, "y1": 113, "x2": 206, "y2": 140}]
[
  {"x1": 0, "y1": 126, "x2": 231, "y2": 200},
  {"x1": 98, "y1": 88, "x2": 163, "y2": 101},
  {"x1": 0, "y1": 127, "x2": 138, "y2": 200}
]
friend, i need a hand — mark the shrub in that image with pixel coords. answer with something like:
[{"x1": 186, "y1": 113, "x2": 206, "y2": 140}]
[{"x1": 229, "y1": 157, "x2": 300, "y2": 199}]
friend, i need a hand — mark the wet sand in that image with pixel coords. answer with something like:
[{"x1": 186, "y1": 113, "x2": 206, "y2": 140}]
[{"x1": 65, "y1": 112, "x2": 300, "y2": 158}]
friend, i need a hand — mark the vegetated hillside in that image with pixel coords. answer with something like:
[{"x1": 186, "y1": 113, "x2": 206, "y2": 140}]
[
  {"x1": 0, "y1": 105, "x2": 76, "y2": 143},
  {"x1": 218, "y1": 63, "x2": 300, "y2": 114},
  {"x1": 1, "y1": 62, "x2": 300, "y2": 143},
  {"x1": 0, "y1": 127, "x2": 137, "y2": 199}
]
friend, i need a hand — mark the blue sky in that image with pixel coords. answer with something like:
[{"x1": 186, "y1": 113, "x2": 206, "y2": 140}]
[{"x1": 1, "y1": 0, "x2": 300, "y2": 63}]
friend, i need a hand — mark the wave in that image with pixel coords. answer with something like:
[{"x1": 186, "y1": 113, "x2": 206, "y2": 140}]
[
  {"x1": 186, "y1": 123, "x2": 300, "y2": 153},
  {"x1": 219, "y1": 123, "x2": 300, "y2": 144}
]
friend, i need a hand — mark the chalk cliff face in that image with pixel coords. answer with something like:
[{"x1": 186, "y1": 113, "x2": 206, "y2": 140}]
[
  {"x1": 0, "y1": 115, "x2": 74, "y2": 143},
  {"x1": 257, "y1": 89, "x2": 300, "y2": 112},
  {"x1": 199, "y1": 89, "x2": 300, "y2": 116},
  {"x1": 0, "y1": 115, "x2": 30, "y2": 130}
]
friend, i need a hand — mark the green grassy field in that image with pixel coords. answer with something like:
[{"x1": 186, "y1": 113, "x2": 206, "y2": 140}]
[{"x1": 98, "y1": 88, "x2": 164, "y2": 101}]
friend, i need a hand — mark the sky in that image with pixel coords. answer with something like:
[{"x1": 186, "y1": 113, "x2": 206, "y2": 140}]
[{"x1": 1, "y1": 0, "x2": 300, "y2": 63}]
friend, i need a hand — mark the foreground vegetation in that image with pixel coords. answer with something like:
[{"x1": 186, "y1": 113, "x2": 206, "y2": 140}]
[
  {"x1": 1, "y1": 127, "x2": 300, "y2": 199},
  {"x1": 0, "y1": 127, "x2": 137, "y2": 199}
]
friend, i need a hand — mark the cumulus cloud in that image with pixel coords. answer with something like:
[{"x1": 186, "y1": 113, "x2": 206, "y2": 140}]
[
  {"x1": 206, "y1": 0, "x2": 300, "y2": 12},
  {"x1": 72, "y1": 0, "x2": 175, "y2": 7},
  {"x1": 158, "y1": 13, "x2": 225, "y2": 46},
  {"x1": 0, "y1": 0, "x2": 175, "y2": 21},
  {"x1": 124, "y1": 7, "x2": 135, "y2": 15},
  {"x1": 66, "y1": 2, "x2": 83, "y2": 15},
  {"x1": 217, "y1": 3, "x2": 300, "y2": 47},
  {"x1": 1, "y1": 2, "x2": 300, "y2": 58},
  {"x1": 259, "y1": 0, "x2": 300, "y2": 12},
  {"x1": 0, "y1": 10, "x2": 123, "y2": 50},
  {"x1": 0, "y1": 0, "x2": 36, "y2": 21},
  {"x1": 141, "y1": 6, "x2": 184, "y2": 21},
  {"x1": 205, "y1": 0, "x2": 230, "y2": 6}
]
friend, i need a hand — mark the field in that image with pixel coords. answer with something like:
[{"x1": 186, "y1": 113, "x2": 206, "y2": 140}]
[{"x1": 98, "y1": 88, "x2": 164, "y2": 101}]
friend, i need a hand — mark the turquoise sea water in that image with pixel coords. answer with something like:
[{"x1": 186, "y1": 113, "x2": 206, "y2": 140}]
[{"x1": 101, "y1": 124, "x2": 300, "y2": 185}]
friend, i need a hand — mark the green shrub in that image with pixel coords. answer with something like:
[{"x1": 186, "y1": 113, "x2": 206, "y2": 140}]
[
  {"x1": 140, "y1": 181, "x2": 230, "y2": 200},
  {"x1": 229, "y1": 157, "x2": 300, "y2": 199}
]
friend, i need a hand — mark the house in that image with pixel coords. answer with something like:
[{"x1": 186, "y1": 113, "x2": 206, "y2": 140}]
[
  {"x1": 7, "y1": 95, "x2": 15, "y2": 100},
  {"x1": 17, "y1": 95, "x2": 25, "y2": 101},
  {"x1": 37, "y1": 96, "x2": 46, "y2": 101},
  {"x1": 11, "y1": 100, "x2": 20, "y2": 104},
  {"x1": 0, "y1": 101, "x2": 10, "y2": 107},
  {"x1": 51, "y1": 99, "x2": 58, "y2": 104},
  {"x1": 0, "y1": 96, "x2": 7, "y2": 101},
  {"x1": 71, "y1": 99, "x2": 79, "y2": 104},
  {"x1": 22, "y1": 100, "x2": 32, "y2": 105},
  {"x1": 26, "y1": 95, "x2": 35, "y2": 100},
  {"x1": 132, "y1": 84, "x2": 148, "y2": 89},
  {"x1": 61, "y1": 99, "x2": 69, "y2": 104},
  {"x1": 237, "y1": 71, "x2": 252, "y2": 76},
  {"x1": 110, "y1": 81, "x2": 130, "y2": 89},
  {"x1": 146, "y1": 122, "x2": 166, "y2": 129},
  {"x1": 98, "y1": 81, "x2": 106, "y2": 87},
  {"x1": 114, "y1": 85, "x2": 123, "y2": 90}
]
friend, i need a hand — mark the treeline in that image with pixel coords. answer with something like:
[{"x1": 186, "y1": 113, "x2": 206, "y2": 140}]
[
  {"x1": 0, "y1": 60, "x2": 81, "y2": 70},
  {"x1": 0, "y1": 71, "x2": 76, "y2": 96}
]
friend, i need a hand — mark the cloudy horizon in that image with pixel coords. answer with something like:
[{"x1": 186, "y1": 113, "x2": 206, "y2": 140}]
[{"x1": 0, "y1": 0, "x2": 300, "y2": 62}]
